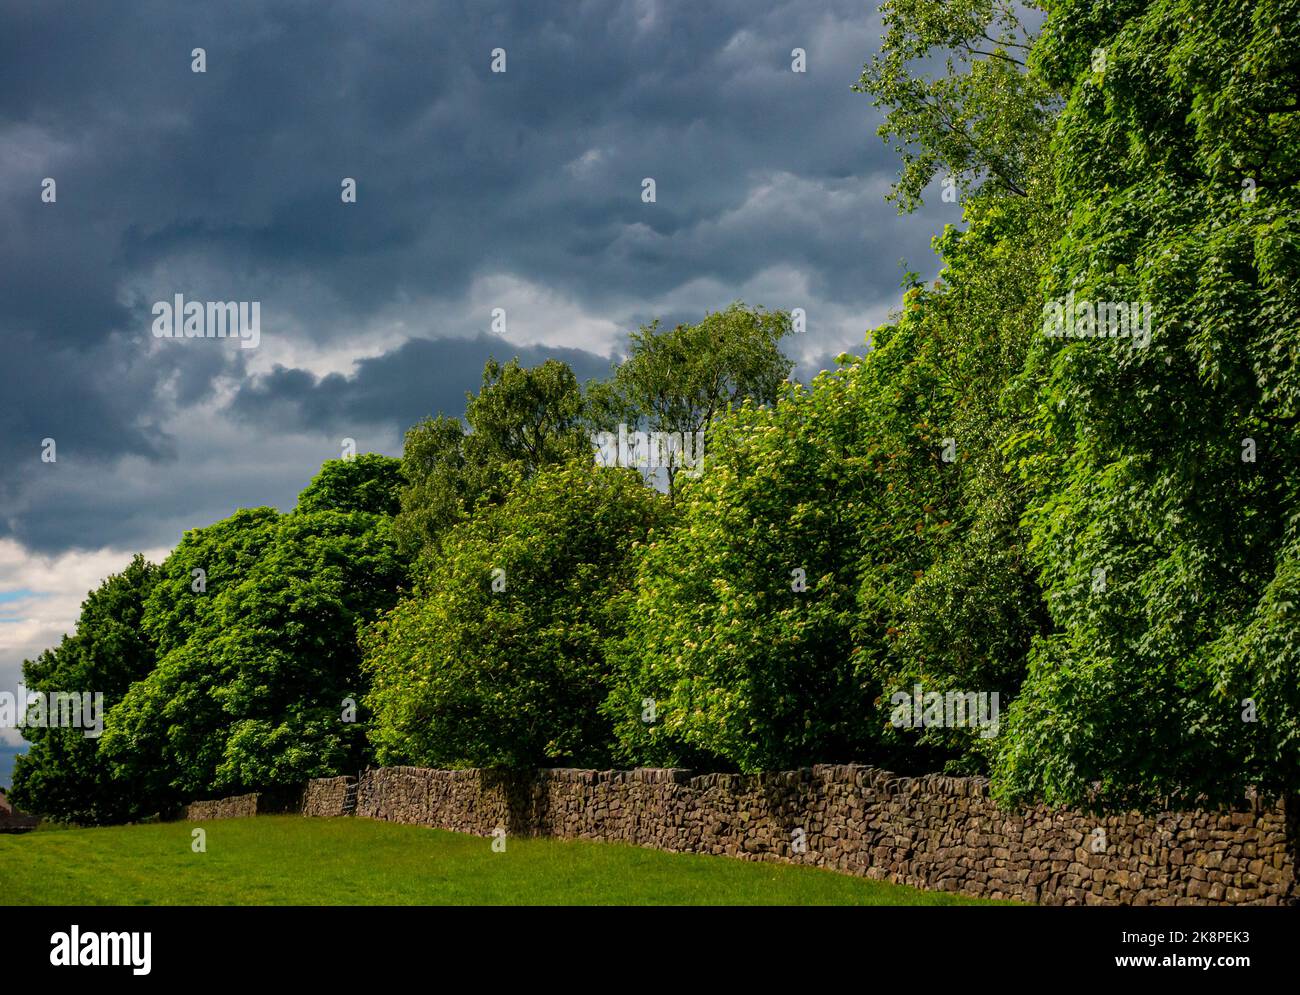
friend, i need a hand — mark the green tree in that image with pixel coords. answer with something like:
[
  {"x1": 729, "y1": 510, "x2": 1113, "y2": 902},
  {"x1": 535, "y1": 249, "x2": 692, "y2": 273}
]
[
  {"x1": 363, "y1": 459, "x2": 669, "y2": 770},
  {"x1": 605, "y1": 383, "x2": 883, "y2": 772},
  {"x1": 992, "y1": 0, "x2": 1300, "y2": 809},
  {"x1": 611, "y1": 302, "x2": 793, "y2": 499},
  {"x1": 296, "y1": 453, "x2": 404, "y2": 517},
  {"x1": 100, "y1": 483, "x2": 407, "y2": 807},
  {"x1": 9, "y1": 556, "x2": 159, "y2": 824},
  {"x1": 610, "y1": 119, "x2": 1058, "y2": 775},
  {"x1": 464, "y1": 358, "x2": 589, "y2": 472},
  {"x1": 609, "y1": 213, "x2": 1052, "y2": 774},
  {"x1": 854, "y1": 0, "x2": 1058, "y2": 210},
  {"x1": 393, "y1": 414, "x2": 473, "y2": 559},
  {"x1": 849, "y1": 190, "x2": 1055, "y2": 772},
  {"x1": 395, "y1": 359, "x2": 591, "y2": 564}
]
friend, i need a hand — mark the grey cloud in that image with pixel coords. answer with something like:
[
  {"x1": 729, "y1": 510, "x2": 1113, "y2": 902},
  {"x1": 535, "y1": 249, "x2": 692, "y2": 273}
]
[
  {"x1": 230, "y1": 334, "x2": 614, "y2": 435},
  {"x1": 1, "y1": 0, "x2": 948, "y2": 557}
]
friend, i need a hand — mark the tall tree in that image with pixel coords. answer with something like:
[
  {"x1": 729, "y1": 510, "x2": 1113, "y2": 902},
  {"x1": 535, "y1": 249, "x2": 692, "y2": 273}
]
[
  {"x1": 612, "y1": 302, "x2": 793, "y2": 499},
  {"x1": 395, "y1": 359, "x2": 591, "y2": 565},
  {"x1": 605, "y1": 382, "x2": 885, "y2": 772},
  {"x1": 464, "y1": 358, "x2": 589, "y2": 471},
  {"x1": 393, "y1": 414, "x2": 473, "y2": 559},
  {"x1": 100, "y1": 471, "x2": 407, "y2": 808},
  {"x1": 364, "y1": 459, "x2": 668, "y2": 770},
  {"x1": 993, "y1": 0, "x2": 1300, "y2": 809},
  {"x1": 9, "y1": 556, "x2": 159, "y2": 824},
  {"x1": 854, "y1": 0, "x2": 1058, "y2": 210}
]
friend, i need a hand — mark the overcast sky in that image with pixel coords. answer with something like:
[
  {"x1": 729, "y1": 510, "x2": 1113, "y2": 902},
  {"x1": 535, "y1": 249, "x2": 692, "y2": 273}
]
[{"x1": 0, "y1": 0, "x2": 954, "y2": 750}]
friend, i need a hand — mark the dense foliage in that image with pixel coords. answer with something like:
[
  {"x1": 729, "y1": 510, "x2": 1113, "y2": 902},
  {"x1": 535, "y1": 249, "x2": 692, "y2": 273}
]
[
  {"x1": 98, "y1": 499, "x2": 406, "y2": 807},
  {"x1": 364, "y1": 460, "x2": 668, "y2": 769},
  {"x1": 296, "y1": 453, "x2": 404, "y2": 517},
  {"x1": 394, "y1": 359, "x2": 592, "y2": 565},
  {"x1": 608, "y1": 191, "x2": 1053, "y2": 774},
  {"x1": 992, "y1": 0, "x2": 1300, "y2": 808},
  {"x1": 611, "y1": 303, "x2": 794, "y2": 499},
  {"x1": 9, "y1": 556, "x2": 159, "y2": 824},
  {"x1": 15, "y1": 457, "x2": 410, "y2": 819}
]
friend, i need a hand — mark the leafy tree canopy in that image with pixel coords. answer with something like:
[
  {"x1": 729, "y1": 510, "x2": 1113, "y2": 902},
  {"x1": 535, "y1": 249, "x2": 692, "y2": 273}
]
[
  {"x1": 395, "y1": 359, "x2": 592, "y2": 565},
  {"x1": 993, "y1": 0, "x2": 1300, "y2": 809},
  {"x1": 611, "y1": 302, "x2": 793, "y2": 498},
  {"x1": 296, "y1": 453, "x2": 404, "y2": 517},
  {"x1": 99, "y1": 498, "x2": 406, "y2": 808},
  {"x1": 855, "y1": 0, "x2": 1059, "y2": 209},
  {"x1": 365, "y1": 459, "x2": 669, "y2": 770},
  {"x1": 9, "y1": 555, "x2": 159, "y2": 824}
]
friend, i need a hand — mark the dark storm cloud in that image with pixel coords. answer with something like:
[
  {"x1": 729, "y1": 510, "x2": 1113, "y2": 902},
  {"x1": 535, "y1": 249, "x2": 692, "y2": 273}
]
[
  {"x1": 230, "y1": 334, "x2": 614, "y2": 435},
  {"x1": 0, "y1": 0, "x2": 950, "y2": 555}
]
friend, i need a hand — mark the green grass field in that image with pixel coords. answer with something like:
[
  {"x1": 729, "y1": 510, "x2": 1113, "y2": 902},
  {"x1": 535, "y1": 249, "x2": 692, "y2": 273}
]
[{"x1": 0, "y1": 816, "x2": 1008, "y2": 905}]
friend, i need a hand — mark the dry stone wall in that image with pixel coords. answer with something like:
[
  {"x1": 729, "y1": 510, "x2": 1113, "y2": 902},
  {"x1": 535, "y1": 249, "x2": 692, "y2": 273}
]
[
  {"x1": 182, "y1": 786, "x2": 310, "y2": 821},
  {"x1": 301, "y1": 776, "x2": 353, "y2": 817},
  {"x1": 182, "y1": 792, "x2": 262, "y2": 821},
  {"x1": 350, "y1": 765, "x2": 1296, "y2": 906}
]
